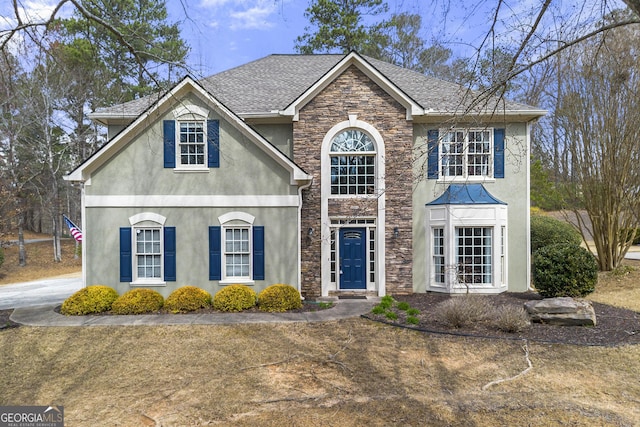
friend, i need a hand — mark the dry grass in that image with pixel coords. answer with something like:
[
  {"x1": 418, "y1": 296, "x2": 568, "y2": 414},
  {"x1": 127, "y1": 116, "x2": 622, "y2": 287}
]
[
  {"x1": 1, "y1": 231, "x2": 640, "y2": 425},
  {"x1": 588, "y1": 259, "x2": 640, "y2": 312},
  {"x1": 0, "y1": 232, "x2": 81, "y2": 285},
  {"x1": 1, "y1": 321, "x2": 638, "y2": 426}
]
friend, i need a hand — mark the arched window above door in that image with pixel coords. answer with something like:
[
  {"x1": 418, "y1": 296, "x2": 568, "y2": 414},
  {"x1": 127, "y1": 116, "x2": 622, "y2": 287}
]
[{"x1": 329, "y1": 129, "x2": 376, "y2": 195}]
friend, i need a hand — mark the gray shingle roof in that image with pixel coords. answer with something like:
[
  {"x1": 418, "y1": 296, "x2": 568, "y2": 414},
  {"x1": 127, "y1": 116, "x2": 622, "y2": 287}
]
[{"x1": 92, "y1": 53, "x2": 542, "y2": 118}]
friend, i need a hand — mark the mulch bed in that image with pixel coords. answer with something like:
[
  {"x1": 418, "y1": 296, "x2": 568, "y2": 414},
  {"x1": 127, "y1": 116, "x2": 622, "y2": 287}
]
[
  {"x1": 3, "y1": 293, "x2": 640, "y2": 347},
  {"x1": 362, "y1": 292, "x2": 640, "y2": 347}
]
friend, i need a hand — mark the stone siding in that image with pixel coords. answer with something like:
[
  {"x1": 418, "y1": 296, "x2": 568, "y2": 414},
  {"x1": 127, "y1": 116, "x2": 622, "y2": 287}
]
[{"x1": 293, "y1": 65, "x2": 413, "y2": 297}]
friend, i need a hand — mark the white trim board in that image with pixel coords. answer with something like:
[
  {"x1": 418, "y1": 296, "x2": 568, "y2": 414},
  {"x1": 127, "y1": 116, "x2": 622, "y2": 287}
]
[{"x1": 85, "y1": 195, "x2": 300, "y2": 207}]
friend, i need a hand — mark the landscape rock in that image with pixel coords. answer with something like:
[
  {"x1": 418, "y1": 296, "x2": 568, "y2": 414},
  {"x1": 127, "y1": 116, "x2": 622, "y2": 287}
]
[{"x1": 524, "y1": 297, "x2": 597, "y2": 326}]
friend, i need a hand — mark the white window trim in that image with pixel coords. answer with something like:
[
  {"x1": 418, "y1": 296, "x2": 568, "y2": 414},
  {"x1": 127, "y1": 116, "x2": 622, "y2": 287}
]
[
  {"x1": 132, "y1": 226, "x2": 165, "y2": 286},
  {"x1": 437, "y1": 127, "x2": 495, "y2": 182},
  {"x1": 320, "y1": 116, "x2": 386, "y2": 297},
  {"x1": 218, "y1": 212, "x2": 255, "y2": 284},
  {"x1": 175, "y1": 119, "x2": 209, "y2": 171},
  {"x1": 425, "y1": 204, "x2": 508, "y2": 294}
]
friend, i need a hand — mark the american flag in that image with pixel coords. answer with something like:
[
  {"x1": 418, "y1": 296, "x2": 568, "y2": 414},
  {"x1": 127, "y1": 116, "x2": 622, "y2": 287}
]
[{"x1": 63, "y1": 215, "x2": 83, "y2": 242}]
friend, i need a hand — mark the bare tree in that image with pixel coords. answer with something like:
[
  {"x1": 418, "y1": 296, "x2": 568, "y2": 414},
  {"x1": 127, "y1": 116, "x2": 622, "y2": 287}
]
[{"x1": 556, "y1": 19, "x2": 640, "y2": 270}]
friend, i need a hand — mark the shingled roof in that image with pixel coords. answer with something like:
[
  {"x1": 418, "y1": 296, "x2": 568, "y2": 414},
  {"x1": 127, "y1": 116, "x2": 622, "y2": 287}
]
[{"x1": 90, "y1": 53, "x2": 544, "y2": 122}]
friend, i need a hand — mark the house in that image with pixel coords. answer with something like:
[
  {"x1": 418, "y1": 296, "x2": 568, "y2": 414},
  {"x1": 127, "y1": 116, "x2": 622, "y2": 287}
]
[{"x1": 64, "y1": 52, "x2": 545, "y2": 299}]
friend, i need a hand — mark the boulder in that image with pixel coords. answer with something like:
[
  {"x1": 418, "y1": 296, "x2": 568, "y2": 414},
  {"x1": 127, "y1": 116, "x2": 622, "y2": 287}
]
[{"x1": 524, "y1": 297, "x2": 597, "y2": 326}]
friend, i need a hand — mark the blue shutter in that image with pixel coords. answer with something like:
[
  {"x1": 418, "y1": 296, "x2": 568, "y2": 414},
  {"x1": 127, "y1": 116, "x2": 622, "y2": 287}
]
[
  {"x1": 427, "y1": 129, "x2": 439, "y2": 179},
  {"x1": 119, "y1": 227, "x2": 132, "y2": 282},
  {"x1": 164, "y1": 227, "x2": 176, "y2": 281},
  {"x1": 163, "y1": 120, "x2": 176, "y2": 168},
  {"x1": 209, "y1": 226, "x2": 221, "y2": 280},
  {"x1": 494, "y1": 128, "x2": 505, "y2": 179},
  {"x1": 253, "y1": 226, "x2": 265, "y2": 281},
  {"x1": 207, "y1": 119, "x2": 220, "y2": 168}
]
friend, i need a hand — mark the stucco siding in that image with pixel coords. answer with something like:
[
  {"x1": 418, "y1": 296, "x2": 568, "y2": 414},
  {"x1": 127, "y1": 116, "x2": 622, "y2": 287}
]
[
  {"x1": 412, "y1": 122, "x2": 531, "y2": 293},
  {"x1": 87, "y1": 96, "x2": 295, "y2": 198},
  {"x1": 84, "y1": 206, "x2": 300, "y2": 297}
]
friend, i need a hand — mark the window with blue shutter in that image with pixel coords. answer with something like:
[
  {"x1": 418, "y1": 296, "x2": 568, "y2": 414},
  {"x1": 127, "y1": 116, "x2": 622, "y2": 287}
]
[
  {"x1": 493, "y1": 128, "x2": 505, "y2": 179},
  {"x1": 253, "y1": 226, "x2": 265, "y2": 280},
  {"x1": 164, "y1": 227, "x2": 176, "y2": 281},
  {"x1": 207, "y1": 119, "x2": 220, "y2": 168},
  {"x1": 209, "y1": 226, "x2": 221, "y2": 280},
  {"x1": 119, "y1": 227, "x2": 132, "y2": 282},
  {"x1": 163, "y1": 120, "x2": 176, "y2": 168},
  {"x1": 427, "y1": 129, "x2": 439, "y2": 179}
]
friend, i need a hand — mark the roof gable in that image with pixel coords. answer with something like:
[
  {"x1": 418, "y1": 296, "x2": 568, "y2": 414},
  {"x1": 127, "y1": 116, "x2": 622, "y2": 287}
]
[
  {"x1": 280, "y1": 51, "x2": 423, "y2": 121},
  {"x1": 65, "y1": 77, "x2": 312, "y2": 185}
]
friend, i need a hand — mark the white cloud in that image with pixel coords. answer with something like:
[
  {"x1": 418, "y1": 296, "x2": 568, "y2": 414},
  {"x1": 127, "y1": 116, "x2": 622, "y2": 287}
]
[
  {"x1": 198, "y1": 0, "x2": 280, "y2": 31},
  {"x1": 229, "y1": 2, "x2": 276, "y2": 30}
]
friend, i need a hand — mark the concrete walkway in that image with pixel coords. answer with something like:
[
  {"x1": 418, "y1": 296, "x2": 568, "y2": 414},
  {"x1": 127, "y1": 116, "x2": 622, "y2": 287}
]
[{"x1": 9, "y1": 298, "x2": 378, "y2": 327}]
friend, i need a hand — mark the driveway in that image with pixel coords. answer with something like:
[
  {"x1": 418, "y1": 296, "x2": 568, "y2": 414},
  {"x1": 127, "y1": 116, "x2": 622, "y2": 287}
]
[{"x1": 0, "y1": 274, "x2": 82, "y2": 310}]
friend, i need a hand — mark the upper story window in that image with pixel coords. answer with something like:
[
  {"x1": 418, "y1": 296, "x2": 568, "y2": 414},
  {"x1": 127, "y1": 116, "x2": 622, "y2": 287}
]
[
  {"x1": 441, "y1": 129, "x2": 492, "y2": 178},
  {"x1": 163, "y1": 105, "x2": 219, "y2": 170},
  {"x1": 330, "y1": 129, "x2": 376, "y2": 195},
  {"x1": 179, "y1": 121, "x2": 205, "y2": 166},
  {"x1": 426, "y1": 128, "x2": 504, "y2": 180}
]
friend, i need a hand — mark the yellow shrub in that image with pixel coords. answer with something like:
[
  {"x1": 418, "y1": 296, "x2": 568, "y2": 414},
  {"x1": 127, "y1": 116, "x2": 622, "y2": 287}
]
[
  {"x1": 61, "y1": 285, "x2": 119, "y2": 315},
  {"x1": 111, "y1": 288, "x2": 164, "y2": 315},
  {"x1": 165, "y1": 286, "x2": 212, "y2": 313},
  {"x1": 258, "y1": 284, "x2": 302, "y2": 312},
  {"x1": 213, "y1": 284, "x2": 257, "y2": 312}
]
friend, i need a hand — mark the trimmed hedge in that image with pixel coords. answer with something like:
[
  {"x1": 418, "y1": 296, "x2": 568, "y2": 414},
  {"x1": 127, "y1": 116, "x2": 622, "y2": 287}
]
[
  {"x1": 60, "y1": 285, "x2": 119, "y2": 315},
  {"x1": 530, "y1": 214, "x2": 581, "y2": 253},
  {"x1": 258, "y1": 284, "x2": 302, "y2": 312},
  {"x1": 213, "y1": 284, "x2": 257, "y2": 312},
  {"x1": 111, "y1": 288, "x2": 164, "y2": 315},
  {"x1": 532, "y1": 243, "x2": 598, "y2": 298},
  {"x1": 165, "y1": 286, "x2": 212, "y2": 313}
]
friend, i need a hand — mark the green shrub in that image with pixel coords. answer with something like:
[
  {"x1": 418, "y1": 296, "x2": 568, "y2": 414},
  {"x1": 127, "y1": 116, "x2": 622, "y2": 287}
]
[
  {"x1": 530, "y1": 215, "x2": 581, "y2": 253},
  {"x1": 60, "y1": 285, "x2": 119, "y2": 315},
  {"x1": 406, "y1": 316, "x2": 420, "y2": 325},
  {"x1": 406, "y1": 308, "x2": 420, "y2": 316},
  {"x1": 371, "y1": 305, "x2": 386, "y2": 315},
  {"x1": 378, "y1": 295, "x2": 395, "y2": 310},
  {"x1": 258, "y1": 284, "x2": 302, "y2": 312},
  {"x1": 111, "y1": 288, "x2": 164, "y2": 315},
  {"x1": 396, "y1": 301, "x2": 410, "y2": 311},
  {"x1": 165, "y1": 286, "x2": 212, "y2": 313},
  {"x1": 213, "y1": 284, "x2": 257, "y2": 312},
  {"x1": 491, "y1": 305, "x2": 530, "y2": 333},
  {"x1": 385, "y1": 311, "x2": 398, "y2": 320},
  {"x1": 533, "y1": 243, "x2": 598, "y2": 298},
  {"x1": 434, "y1": 296, "x2": 492, "y2": 328}
]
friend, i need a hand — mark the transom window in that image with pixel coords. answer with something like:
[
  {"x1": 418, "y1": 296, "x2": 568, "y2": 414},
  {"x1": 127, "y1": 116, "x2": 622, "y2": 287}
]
[
  {"x1": 330, "y1": 129, "x2": 376, "y2": 195},
  {"x1": 456, "y1": 227, "x2": 492, "y2": 284},
  {"x1": 179, "y1": 121, "x2": 205, "y2": 166},
  {"x1": 441, "y1": 129, "x2": 492, "y2": 178},
  {"x1": 224, "y1": 228, "x2": 250, "y2": 278},
  {"x1": 135, "y1": 228, "x2": 161, "y2": 279}
]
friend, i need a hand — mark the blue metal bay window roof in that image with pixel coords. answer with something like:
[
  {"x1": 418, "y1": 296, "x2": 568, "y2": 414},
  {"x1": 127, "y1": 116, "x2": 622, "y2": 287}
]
[{"x1": 426, "y1": 183, "x2": 507, "y2": 205}]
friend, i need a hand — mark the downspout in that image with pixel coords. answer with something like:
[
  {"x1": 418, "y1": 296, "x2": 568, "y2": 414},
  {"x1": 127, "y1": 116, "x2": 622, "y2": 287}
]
[
  {"x1": 526, "y1": 121, "x2": 534, "y2": 291},
  {"x1": 297, "y1": 178, "x2": 313, "y2": 299},
  {"x1": 80, "y1": 182, "x2": 87, "y2": 289}
]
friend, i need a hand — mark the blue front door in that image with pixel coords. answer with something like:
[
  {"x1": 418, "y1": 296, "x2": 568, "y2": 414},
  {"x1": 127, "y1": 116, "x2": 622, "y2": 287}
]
[{"x1": 339, "y1": 228, "x2": 367, "y2": 289}]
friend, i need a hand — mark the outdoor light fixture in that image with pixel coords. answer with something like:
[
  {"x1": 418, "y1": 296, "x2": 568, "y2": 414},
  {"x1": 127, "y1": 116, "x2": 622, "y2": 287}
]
[
  {"x1": 394, "y1": 227, "x2": 399, "y2": 238},
  {"x1": 308, "y1": 227, "x2": 314, "y2": 236}
]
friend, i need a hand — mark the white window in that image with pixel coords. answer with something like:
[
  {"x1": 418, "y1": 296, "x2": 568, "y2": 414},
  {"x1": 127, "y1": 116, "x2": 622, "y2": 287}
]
[
  {"x1": 433, "y1": 228, "x2": 445, "y2": 284},
  {"x1": 178, "y1": 121, "x2": 206, "y2": 167},
  {"x1": 135, "y1": 228, "x2": 162, "y2": 280},
  {"x1": 441, "y1": 129, "x2": 492, "y2": 178},
  {"x1": 224, "y1": 227, "x2": 250, "y2": 279},
  {"x1": 456, "y1": 227, "x2": 492, "y2": 285},
  {"x1": 330, "y1": 129, "x2": 376, "y2": 195}
]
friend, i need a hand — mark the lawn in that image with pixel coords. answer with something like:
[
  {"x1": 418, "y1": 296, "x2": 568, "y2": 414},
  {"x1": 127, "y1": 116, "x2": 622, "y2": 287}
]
[{"x1": 0, "y1": 233, "x2": 639, "y2": 425}]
